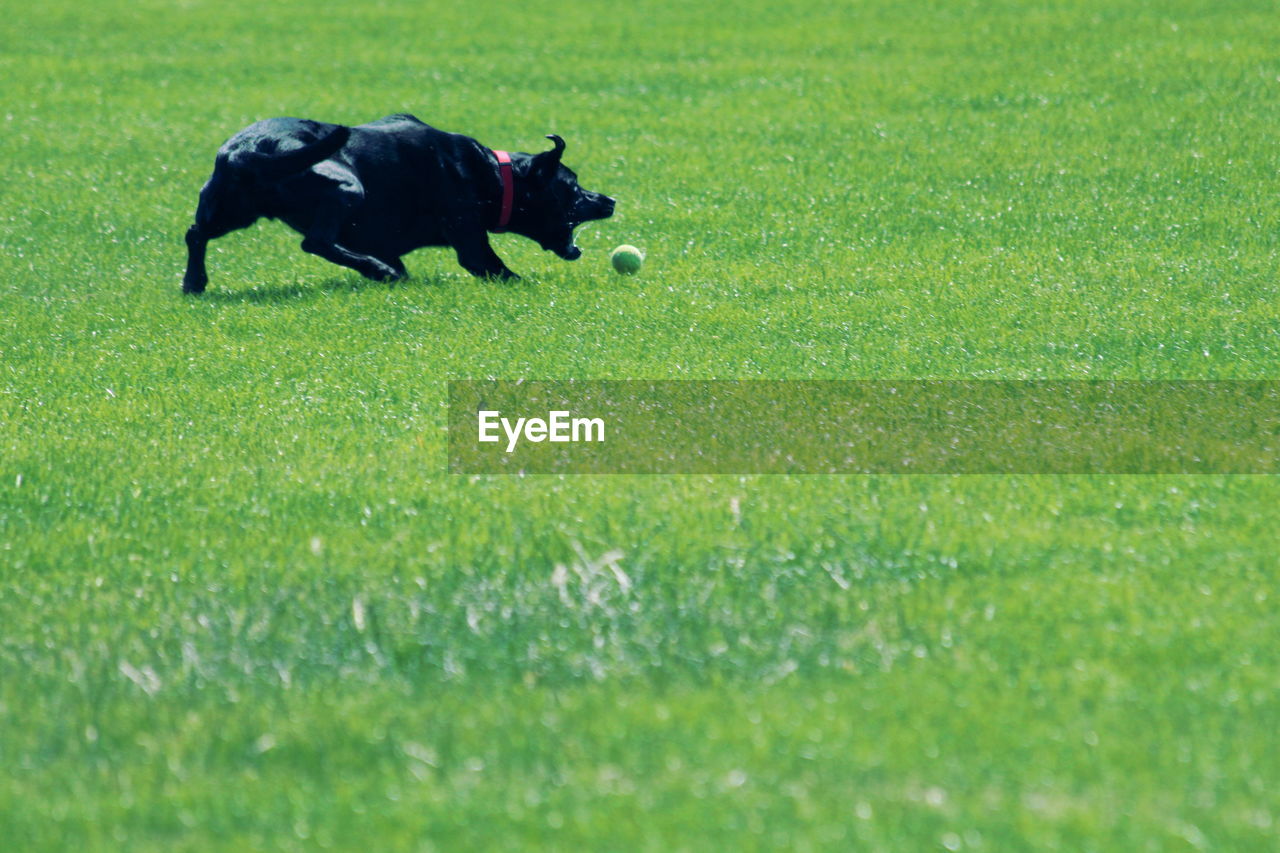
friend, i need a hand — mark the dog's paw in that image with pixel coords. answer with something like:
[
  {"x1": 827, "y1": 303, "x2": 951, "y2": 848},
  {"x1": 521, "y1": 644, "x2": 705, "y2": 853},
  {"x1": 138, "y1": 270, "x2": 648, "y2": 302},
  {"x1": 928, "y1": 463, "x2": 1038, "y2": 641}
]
[
  {"x1": 182, "y1": 275, "x2": 208, "y2": 294},
  {"x1": 361, "y1": 260, "x2": 405, "y2": 283}
]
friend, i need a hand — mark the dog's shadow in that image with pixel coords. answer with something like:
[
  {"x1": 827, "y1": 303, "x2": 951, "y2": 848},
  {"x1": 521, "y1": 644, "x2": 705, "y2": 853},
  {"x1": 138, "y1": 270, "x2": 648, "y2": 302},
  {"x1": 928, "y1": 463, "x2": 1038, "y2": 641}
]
[{"x1": 199, "y1": 275, "x2": 447, "y2": 305}]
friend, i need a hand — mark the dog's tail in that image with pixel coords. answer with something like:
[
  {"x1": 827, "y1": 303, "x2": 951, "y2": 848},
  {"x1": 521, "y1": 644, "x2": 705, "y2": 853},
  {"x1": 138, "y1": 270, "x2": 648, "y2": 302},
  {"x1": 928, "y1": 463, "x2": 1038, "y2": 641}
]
[{"x1": 226, "y1": 124, "x2": 351, "y2": 182}]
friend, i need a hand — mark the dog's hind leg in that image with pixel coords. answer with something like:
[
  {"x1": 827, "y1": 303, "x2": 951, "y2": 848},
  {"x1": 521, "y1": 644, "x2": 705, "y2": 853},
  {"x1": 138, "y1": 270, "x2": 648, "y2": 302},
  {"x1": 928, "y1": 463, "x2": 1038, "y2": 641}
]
[
  {"x1": 183, "y1": 225, "x2": 211, "y2": 294},
  {"x1": 295, "y1": 166, "x2": 404, "y2": 282},
  {"x1": 183, "y1": 171, "x2": 259, "y2": 294},
  {"x1": 378, "y1": 255, "x2": 408, "y2": 281},
  {"x1": 301, "y1": 221, "x2": 404, "y2": 282}
]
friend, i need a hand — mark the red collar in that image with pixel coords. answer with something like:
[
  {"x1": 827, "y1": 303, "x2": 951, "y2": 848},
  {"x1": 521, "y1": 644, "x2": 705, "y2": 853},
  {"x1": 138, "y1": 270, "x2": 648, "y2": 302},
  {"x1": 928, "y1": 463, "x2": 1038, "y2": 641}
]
[{"x1": 492, "y1": 150, "x2": 514, "y2": 232}]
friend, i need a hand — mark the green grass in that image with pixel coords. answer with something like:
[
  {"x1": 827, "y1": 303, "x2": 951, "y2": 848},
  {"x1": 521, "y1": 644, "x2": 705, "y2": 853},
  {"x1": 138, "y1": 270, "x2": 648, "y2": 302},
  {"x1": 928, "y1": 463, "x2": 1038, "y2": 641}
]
[{"x1": 4, "y1": 0, "x2": 1280, "y2": 848}]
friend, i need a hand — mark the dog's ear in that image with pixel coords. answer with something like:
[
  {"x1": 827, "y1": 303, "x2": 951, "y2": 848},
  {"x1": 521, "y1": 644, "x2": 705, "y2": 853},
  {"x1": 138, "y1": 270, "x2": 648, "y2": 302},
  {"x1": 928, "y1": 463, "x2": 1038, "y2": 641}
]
[{"x1": 531, "y1": 134, "x2": 566, "y2": 180}]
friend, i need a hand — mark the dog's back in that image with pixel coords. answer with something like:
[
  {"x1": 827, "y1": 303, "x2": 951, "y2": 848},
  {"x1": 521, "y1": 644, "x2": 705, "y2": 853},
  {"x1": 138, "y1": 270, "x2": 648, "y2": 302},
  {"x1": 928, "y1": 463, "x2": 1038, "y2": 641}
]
[{"x1": 217, "y1": 118, "x2": 350, "y2": 183}]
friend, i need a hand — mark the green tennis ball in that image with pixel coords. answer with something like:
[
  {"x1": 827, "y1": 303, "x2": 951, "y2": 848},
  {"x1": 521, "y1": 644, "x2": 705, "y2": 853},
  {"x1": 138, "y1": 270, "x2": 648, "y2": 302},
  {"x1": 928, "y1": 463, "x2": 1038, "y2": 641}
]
[{"x1": 610, "y1": 244, "x2": 645, "y2": 275}]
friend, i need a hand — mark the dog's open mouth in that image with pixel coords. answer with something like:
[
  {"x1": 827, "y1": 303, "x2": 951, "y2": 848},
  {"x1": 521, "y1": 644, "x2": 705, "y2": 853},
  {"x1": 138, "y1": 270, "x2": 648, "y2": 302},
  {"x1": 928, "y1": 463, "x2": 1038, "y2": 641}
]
[{"x1": 546, "y1": 232, "x2": 583, "y2": 260}]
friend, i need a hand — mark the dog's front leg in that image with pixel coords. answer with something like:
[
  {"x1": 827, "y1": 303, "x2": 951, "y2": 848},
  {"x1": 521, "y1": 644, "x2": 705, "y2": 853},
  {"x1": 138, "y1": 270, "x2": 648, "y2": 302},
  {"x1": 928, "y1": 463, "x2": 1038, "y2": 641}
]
[{"x1": 453, "y1": 232, "x2": 518, "y2": 280}]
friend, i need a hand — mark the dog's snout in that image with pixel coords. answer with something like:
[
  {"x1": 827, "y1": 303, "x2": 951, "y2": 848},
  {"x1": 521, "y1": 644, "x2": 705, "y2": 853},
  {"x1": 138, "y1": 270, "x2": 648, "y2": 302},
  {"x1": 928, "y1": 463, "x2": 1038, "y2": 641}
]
[{"x1": 574, "y1": 192, "x2": 615, "y2": 222}]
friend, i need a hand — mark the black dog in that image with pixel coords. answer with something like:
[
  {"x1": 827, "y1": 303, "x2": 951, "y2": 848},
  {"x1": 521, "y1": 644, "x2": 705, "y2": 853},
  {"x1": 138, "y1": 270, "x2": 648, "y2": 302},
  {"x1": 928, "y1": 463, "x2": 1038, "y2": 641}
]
[{"x1": 182, "y1": 114, "x2": 616, "y2": 292}]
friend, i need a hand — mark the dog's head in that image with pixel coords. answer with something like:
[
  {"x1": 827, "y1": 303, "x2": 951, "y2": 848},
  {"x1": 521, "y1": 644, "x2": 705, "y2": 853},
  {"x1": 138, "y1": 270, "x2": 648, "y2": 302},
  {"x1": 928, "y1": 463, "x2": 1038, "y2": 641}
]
[{"x1": 511, "y1": 135, "x2": 615, "y2": 260}]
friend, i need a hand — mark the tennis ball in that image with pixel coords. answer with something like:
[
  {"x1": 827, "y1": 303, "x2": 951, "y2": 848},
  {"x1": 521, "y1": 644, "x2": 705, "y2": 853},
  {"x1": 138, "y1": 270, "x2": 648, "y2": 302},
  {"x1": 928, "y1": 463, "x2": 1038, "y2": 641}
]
[{"x1": 610, "y1": 244, "x2": 645, "y2": 275}]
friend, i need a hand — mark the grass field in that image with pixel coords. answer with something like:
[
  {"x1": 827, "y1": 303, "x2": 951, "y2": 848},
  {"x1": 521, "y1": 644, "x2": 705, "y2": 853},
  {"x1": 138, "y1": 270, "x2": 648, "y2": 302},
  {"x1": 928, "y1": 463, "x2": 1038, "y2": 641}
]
[{"x1": 5, "y1": 0, "x2": 1280, "y2": 848}]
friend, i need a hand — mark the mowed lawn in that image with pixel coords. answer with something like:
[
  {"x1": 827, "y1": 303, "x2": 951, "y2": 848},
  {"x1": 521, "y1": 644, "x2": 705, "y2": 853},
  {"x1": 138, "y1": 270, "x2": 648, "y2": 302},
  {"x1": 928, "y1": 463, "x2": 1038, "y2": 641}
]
[{"x1": 4, "y1": 0, "x2": 1280, "y2": 848}]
